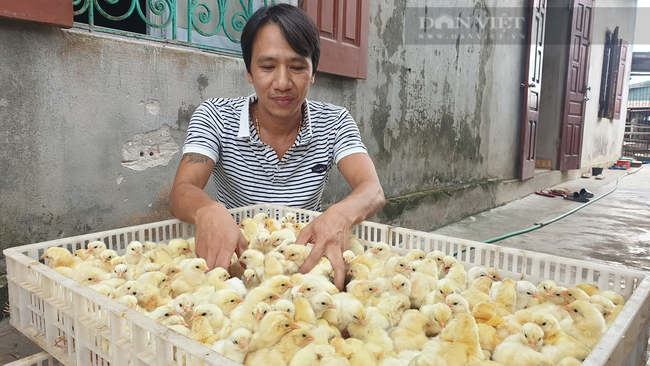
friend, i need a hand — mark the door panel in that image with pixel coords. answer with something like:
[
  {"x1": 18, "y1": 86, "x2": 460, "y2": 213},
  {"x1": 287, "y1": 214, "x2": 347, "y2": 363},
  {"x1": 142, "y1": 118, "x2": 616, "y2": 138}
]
[
  {"x1": 519, "y1": 0, "x2": 547, "y2": 180},
  {"x1": 558, "y1": 0, "x2": 594, "y2": 171}
]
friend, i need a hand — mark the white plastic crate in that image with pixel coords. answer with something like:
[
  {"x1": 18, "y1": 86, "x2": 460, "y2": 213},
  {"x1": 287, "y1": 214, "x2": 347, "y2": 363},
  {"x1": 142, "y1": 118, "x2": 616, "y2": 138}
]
[
  {"x1": 4, "y1": 203, "x2": 650, "y2": 366},
  {"x1": 3, "y1": 351, "x2": 60, "y2": 366}
]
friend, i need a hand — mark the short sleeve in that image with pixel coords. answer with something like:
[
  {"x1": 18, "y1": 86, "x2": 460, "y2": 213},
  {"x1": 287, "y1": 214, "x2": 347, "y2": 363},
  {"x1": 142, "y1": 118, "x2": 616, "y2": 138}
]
[
  {"x1": 182, "y1": 99, "x2": 222, "y2": 163},
  {"x1": 333, "y1": 109, "x2": 368, "y2": 164}
]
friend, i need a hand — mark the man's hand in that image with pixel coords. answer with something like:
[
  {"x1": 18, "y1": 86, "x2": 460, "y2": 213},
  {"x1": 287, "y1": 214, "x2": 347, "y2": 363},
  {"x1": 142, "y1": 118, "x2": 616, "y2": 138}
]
[
  {"x1": 194, "y1": 205, "x2": 249, "y2": 271},
  {"x1": 296, "y1": 209, "x2": 351, "y2": 291}
]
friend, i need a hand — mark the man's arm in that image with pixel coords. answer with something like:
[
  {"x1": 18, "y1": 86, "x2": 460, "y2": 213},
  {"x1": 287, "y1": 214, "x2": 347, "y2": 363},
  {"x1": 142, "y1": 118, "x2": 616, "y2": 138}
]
[
  {"x1": 169, "y1": 153, "x2": 248, "y2": 270},
  {"x1": 296, "y1": 153, "x2": 385, "y2": 290}
]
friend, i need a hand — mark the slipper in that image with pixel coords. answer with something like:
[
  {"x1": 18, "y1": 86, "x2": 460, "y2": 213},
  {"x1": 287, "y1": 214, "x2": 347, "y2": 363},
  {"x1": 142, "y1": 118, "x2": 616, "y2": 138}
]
[
  {"x1": 595, "y1": 174, "x2": 605, "y2": 180},
  {"x1": 581, "y1": 172, "x2": 592, "y2": 178},
  {"x1": 609, "y1": 165, "x2": 627, "y2": 170},
  {"x1": 550, "y1": 188, "x2": 571, "y2": 197},
  {"x1": 579, "y1": 188, "x2": 594, "y2": 198},
  {"x1": 535, "y1": 190, "x2": 556, "y2": 197},
  {"x1": 564, "y1": 192, "x2": 589, "y2": 202}
]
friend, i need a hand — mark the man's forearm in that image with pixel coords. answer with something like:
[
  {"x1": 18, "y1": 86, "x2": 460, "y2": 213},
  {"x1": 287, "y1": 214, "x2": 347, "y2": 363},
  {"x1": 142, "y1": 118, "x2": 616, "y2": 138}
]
[
  {"x1": 326, "y1": 180, "x2": 385, "y2": 226},
  {"x1": 169, "y1": 182, "x2": 228, "y2": 225}
]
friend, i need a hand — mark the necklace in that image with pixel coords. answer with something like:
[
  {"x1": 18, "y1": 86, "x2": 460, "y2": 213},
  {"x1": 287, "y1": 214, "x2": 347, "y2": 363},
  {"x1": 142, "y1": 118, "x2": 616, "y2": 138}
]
[{"x1": 254, "y1": 103, "x2": 304, "y2": 139}]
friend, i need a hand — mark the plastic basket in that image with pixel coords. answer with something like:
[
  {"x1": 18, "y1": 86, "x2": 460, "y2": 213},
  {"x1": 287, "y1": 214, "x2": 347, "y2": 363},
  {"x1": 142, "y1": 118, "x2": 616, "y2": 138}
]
[
  {"x1": 3, "y1": 351, "x2": 60, "y2": 366},
  {"x1": 4, "y1": 204, "x2": 650, "y2": 366}
]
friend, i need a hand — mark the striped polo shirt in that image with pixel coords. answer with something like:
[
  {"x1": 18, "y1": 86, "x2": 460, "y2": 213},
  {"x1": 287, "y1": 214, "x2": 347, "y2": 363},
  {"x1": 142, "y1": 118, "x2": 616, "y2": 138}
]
[{"x1": 182, "y1": 94, "x2": 367, "y2": 211}]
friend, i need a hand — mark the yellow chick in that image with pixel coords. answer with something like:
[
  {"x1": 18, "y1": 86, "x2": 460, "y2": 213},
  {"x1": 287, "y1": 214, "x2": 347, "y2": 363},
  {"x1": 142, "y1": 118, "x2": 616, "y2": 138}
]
[
  {"x1": 263, "y1": 254, "x2": 284, "y2": 280},
  {"x1": 243, "y1": 268, "x2": 261, "y2": 290},
  {"x1": 192, "y1": 303, "x2": 230, "y2": 336},
  {"x1": 293, "y1": 297, "x2": 317, "y2": 326},
  {"x1": 461, "y1": 276, "x2": 492, "y2": 311},
  {"x1": 86, "y1": 241, "x2": 106, "y2": 257},
  {"x1": 123, "y1": 241, "x2": 142, "y2": 265},
  {"x1": 172, "y1": 293, "x2": 196, "y2": 324},
  {"x1": 444, "y1": 262, "x2": 467, "y2": 291},
  {"x1": 377, "y1": 296, "x2": 409, "y2": 329},
  {"x1": 284, "y1": 244, "x2": 311, "y2": 268},
  {"x1": 492, "y1": 323, "x2": 553, "y2": 366},
  {"x1": 434, "y1": 313, "x2": 486, "y2": 366},
  {"x1": 364, "y1": 242, "x2": 392, "y2": 270},
  {"x1": 238, "y1": 249, "x2": 265, "y2": 278},
  {"x1": 248, "y1": 311, "x2": 297, "y2": 352},
  {"x1": 212, "y1": 327, "x2": 252, "y2": 364},
  {"x1": 268, "y1": 228, "x2": 297, "y2": 248},
  {"x1": 494, "y1": 278, "x2": 517, "y2": 317},
  {"x1": 369, "y1": 256, "x2": 412, "y2": 280},
  {"x1": 74, "y1": 249, "x2": 95, "y2": 261},
  {"x1": 245, "y1": 324, "x2": 314, "y2": 366},
  {"x1": 532, "y1": 311, "x2": 591, "y2": 364},
  {"x1": 208, "y1": 289, "x2": 243, "y2": 317},
  {"x1": 264, "y1": 218, "x2": 282, "y2": 233},
  {"x1": 561, "y1": 300, "x2": 607, "y2": 349},
  {"x1": 130, "y1": 282, "x2": 170, "y2": 312},
  {"x1": 347, "y1": 263, "x2": 370, "y2": 281},
  {"x1": 168, "y1": 238, "x2": 196, "y2": 264},
  {"x1": 162, "y1": 315, "x2": 191, "y2": 337},
  {"x1": 98, "y1": 249, "x2": 118, "y2": 273},
  {"x1": 526, "y1": 280, "x2": 556, "y2": 307},
  {"x1": 307, "y1": 291, "x2": 337, "y2": 319},
  {"x1": 73, "y1": 267, "x2": 105, "y2": 286},
  {"x1": 189, "y1": 315, "x2": 220, "y2": 345},
  {"x1": 388, "y1": 310, "x2": 431, "y2": 354},
  {"x1": 171, "y1": 258, "x2": 208, "y2": 296},
  {"x1": 471, "y1": 302, "x2": 503, "y2": 354},
  {"x1": 41, "y1": 247, "x2": 80, "y2": 268},
  {"x1": 408, "y1": 271, "x2": 438, "y2": 309},
  {"x1": 445, "y1": 293, "x2": 470, "y2": 318},
  {"x1": 427, "y1": 278, "x2": 460, "y2": 304},
  {"x1": 563, "y1": 287, "x2": 590, "y2": 303}
]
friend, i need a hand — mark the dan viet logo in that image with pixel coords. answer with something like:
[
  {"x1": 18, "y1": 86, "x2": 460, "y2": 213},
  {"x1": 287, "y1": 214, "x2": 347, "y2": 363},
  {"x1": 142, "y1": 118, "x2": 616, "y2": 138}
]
[{"x1": 405, "y1": 7, "x2": 527, "y2": 44}]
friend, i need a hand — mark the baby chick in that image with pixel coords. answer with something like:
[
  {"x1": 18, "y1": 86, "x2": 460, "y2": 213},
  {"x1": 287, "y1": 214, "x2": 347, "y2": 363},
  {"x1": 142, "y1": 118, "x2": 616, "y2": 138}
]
[
  {"x1": 245, "y1": 323, "x2": 314, "y2": 366},
  {"x1": 388, "y1": 310, "x2": 431, "y2": 354},
  {"x1": 86, "y1": 241, "x2": 107, "y2": 257},
  {"x1": 125, "y1": 240, "x2": 144, "y2": 265},
  {"x1": 208, "y1": 289, "x2": 243, "y2": 317},
  {"x1": 492, "y1": 323, "x2": 553, "y2": 366},
  {"x1": 248, "y1": 311, "x2": 297, "y2": 352},
  {"x1": 561, "y1": 300, "x2": 607, "y2": 349},
  {"x1": 171, "y1": 258, "x2": 208, "y2": 296},
  {"x1": 189, "y1": 315, "x2": 220, "y2": 345},
  {"x1": 41, "y1": 247, "x2": 80, "y2": 268},
  {"x1": 212, "y1": 327, "x2": 252, "y2": 364}
]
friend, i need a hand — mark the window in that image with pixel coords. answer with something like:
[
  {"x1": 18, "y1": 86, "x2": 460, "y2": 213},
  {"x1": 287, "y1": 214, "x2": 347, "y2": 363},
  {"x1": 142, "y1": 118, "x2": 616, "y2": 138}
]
[
  {"x1": 599, "y1": 26, "x2": 629, "y2": 120},
  {"x1": 0, "y1": 0, "x2": 72, "y2": 28},
  {"x1": 300, "y1": 0, "x2": 370, "y2": 79}
]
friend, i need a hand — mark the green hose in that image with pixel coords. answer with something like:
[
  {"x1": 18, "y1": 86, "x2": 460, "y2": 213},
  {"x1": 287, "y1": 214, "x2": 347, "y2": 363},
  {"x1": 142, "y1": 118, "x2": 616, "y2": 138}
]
[{"x1": 452, "y1": 166, "x2": 643, "y2": 256}]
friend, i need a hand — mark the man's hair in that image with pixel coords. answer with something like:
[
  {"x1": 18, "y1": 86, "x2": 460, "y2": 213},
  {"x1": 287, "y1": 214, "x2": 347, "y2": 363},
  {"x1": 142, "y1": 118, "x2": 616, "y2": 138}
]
[{"x1": 241, "y1": 4, "x2": 320, "y2": 75}]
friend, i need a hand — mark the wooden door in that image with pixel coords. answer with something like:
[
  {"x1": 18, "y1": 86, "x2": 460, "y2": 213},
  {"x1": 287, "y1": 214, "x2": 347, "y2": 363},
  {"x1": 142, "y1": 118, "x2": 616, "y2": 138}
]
[
  {"x1": 519, "y1": 0, "x2": 547, "y2": 180},
  {"x1": 301, "y1": 0, "x2": 370, "y2": 79},
  {"x1": 558, "y1": 0, "x2": 594, "y2": 170},
  {"x1": 613, "y1": 40, "x2": 629, "y2": 120}
]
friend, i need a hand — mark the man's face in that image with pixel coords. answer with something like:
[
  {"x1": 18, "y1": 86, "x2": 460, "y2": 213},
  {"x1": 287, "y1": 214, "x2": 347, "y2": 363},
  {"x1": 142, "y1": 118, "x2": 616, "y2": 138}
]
[{"x1": 246, "y1": 23, "x2": 315, "y2": 121}]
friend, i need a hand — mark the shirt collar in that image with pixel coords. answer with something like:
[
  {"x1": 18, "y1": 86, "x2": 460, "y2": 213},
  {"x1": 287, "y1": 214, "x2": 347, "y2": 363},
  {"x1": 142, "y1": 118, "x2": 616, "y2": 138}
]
[{"x1": 237, "y1": 93, "x2": 312, "y2": 145}]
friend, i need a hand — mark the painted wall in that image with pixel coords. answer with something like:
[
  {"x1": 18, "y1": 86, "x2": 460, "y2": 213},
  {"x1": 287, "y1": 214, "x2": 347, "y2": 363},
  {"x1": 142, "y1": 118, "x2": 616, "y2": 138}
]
[{"x1": 581, "y1": 0, "x2": 636, "y2": 167}]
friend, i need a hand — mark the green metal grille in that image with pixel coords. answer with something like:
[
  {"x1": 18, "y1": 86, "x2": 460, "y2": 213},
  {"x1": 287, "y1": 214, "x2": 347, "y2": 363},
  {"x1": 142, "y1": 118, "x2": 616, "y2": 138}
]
[{"x1": 72, "y1": 0, "x2": 275, "y2": 56}]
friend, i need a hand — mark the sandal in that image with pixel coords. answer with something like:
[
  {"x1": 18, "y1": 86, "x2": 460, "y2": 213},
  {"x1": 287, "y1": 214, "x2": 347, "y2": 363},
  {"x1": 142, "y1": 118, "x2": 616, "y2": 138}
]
[
  {"x1": 535, "y1": 190, "x2": 556, "y2": 197},
  {"x1": 550, "y1": 188, "x2": 571, "y2": 197},
  {"x1": 564, "y1": 192, "x2": 590, "y2": 202},
  {"x1": 579, "y1": 188, "x2": 594, "y2": 198}
]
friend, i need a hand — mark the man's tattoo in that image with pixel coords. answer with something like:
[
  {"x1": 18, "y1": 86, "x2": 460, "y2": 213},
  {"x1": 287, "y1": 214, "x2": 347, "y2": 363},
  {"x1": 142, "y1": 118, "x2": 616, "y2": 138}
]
[{"x1": 183, "y1": 153, "x2": 212, "y2": 164}]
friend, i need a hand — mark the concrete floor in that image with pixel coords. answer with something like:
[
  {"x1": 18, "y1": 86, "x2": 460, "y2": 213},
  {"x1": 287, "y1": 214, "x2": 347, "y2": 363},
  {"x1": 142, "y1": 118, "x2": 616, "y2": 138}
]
[
  {"x1": 431, "y1": 166, "x2": 650, "y2": 273},
  {"x1": 2, "y1": 165, "x2": 648, "y2": 362}
]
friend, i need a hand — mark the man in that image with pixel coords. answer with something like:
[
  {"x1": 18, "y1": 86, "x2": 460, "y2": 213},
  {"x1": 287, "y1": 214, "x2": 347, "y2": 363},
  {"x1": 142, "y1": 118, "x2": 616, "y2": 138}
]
[{"x1": 169, "y1": 4, "x2": 384, "y2": 291}]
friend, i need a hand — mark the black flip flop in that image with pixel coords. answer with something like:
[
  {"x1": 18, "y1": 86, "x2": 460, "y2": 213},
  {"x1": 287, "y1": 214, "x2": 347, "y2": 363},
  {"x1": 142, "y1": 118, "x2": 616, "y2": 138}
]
[
  {"x1": 579, "y1": 188, "x2": 594, "y2": 198},
  {"x1": 565, "y1": 192, "x2": 590, "y2": 202}
]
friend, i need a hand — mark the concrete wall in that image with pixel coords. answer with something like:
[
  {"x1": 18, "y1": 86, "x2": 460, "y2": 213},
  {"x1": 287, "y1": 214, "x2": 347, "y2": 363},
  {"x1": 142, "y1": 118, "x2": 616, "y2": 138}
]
[
  {"x1": 581, "y1": 0, "x2": 636, "y2": 168},
  {"x1": 535, "y1": 0, "x2": 635, "y2": 171}
]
